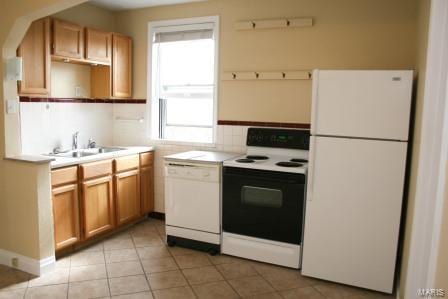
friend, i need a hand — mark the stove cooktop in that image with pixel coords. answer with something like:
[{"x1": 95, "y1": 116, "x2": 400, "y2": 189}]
[{"x1": 224, "y1": 154, "x2": 308, "y2": 174}]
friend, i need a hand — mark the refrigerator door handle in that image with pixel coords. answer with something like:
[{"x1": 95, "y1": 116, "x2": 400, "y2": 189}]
[{"x1": 306, "y1": 136, "x2": 317, "y2": 201}]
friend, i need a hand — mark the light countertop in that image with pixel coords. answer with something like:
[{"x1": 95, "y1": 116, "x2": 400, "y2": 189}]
[
  {"x1": 4, "y1": 146, "x2": 155, "y2": 168},
  {"x1": 48, "y1": 146, "x2": 155, "y2": 168},
  {"x1": 164, "y1": 150, "x2": 241, "y2": 164}
]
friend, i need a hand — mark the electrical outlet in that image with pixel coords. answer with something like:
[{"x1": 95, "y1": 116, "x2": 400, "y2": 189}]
[
  {"x1": 11, "y1": 257, "x2": 18, "y2": 268},
  {"x1": 75, "y1": 86, "x2": 82, "y2": 97}
]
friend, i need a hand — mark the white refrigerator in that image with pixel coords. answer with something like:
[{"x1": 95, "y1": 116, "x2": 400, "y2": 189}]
[{"x1": 301, "y1": 70, "x2": 413, "y2": 293}]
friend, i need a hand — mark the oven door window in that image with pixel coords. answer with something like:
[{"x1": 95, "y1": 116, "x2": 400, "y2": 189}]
[{"x1": 241, "y1": 186, "x2": 283, "y2": 208}]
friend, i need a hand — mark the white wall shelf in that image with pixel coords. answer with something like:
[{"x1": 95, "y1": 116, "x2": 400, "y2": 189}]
[
  {"x1": 234, "y1": 17, "x2": 313, "y2": 30},
  {"x1": 222, "y1": 71, "x2": 312, "y2": 81}
]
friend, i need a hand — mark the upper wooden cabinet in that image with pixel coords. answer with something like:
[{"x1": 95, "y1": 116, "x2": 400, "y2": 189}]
[
  {"x1": 112, "y1": 34, "x2": 133, "y2": 98},
  {"x1": 52, "y1": 19, "x2": 84, "y2": 59},
  {"x1": 17, "y1": 18, "x2": 51, "y2": 96},
  {"x1": 85, "y1": 28, "x2": 112, "y2": 64},
  {"x1": 18, "y1": 17, "x2": 133, "y2": 99}
]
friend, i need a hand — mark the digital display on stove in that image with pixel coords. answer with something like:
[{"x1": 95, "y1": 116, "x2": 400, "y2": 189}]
[{"x1": 247, "y1": 128, "x2": 310, "y2": 149}]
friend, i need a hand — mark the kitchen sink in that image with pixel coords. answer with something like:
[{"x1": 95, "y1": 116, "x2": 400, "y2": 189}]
[
  {"x1": 55, "y1": 151, "x2": 97, "y2": 158},
  {"x1": 45, "y1": 147, "x2": 125, "y2": 158},
  {"x1": 91, "y1": 147, "x2": 124, "y2": 154}
]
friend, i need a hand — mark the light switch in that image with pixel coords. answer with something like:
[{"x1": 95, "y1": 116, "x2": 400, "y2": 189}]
[
  {"x1": 6, "y1": 100, "x2": 18, "y2": 114},
  {"x1": 6, "y1": 57, "x2": 22, "y2": 81}
]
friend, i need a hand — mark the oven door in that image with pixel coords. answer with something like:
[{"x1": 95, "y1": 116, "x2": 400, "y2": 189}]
[{"x1": 222, "y1": 167, "x2": 305, "y2": 244}]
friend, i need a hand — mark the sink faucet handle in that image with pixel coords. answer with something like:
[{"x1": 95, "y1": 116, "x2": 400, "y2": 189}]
[
  {"x1": 53, "y1": 146, "x2": 61, "y2": 154},
  {"x1": 88, "y1": 138, "x2": 96, "y2": 149}
]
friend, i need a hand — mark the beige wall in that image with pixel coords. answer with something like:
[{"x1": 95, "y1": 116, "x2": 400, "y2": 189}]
[
  {"x1": 51, "y1": 62, "x2": 91, "y2": 98},
  {"x1": 52, "y1": 2, "x2": 116, "y2": 32},
  {"x1": 115, "y1": 0, "x2": 419, "y2": 123},
  {"x1": 398, "y1": 0, "x2": 431, "y2": 297}
]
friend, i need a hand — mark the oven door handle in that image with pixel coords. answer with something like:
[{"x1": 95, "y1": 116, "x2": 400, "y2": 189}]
[{"x1": 224, "y1": 173, "x2": 302, "y2": 184}]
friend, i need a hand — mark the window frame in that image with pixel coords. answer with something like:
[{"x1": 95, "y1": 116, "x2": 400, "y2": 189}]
[{"x1": 147, "y1": 16, "x2": 220, "y2": 146}]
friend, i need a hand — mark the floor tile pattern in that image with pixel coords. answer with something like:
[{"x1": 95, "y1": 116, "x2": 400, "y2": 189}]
[{"x1": 0, "y1": 218, "x2": 395, "y2": 299}]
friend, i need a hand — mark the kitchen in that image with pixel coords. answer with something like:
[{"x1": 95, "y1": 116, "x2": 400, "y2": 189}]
[{"x1": 0, "y1": 0, "x2": 446, "y2": 299}]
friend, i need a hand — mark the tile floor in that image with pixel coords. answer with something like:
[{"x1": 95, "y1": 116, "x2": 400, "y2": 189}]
[{"x1": 0, "y1": 218, "x2": 394, "y2": 299}]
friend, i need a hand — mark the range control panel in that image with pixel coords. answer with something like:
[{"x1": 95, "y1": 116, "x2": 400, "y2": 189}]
[{"x1": 246, "y1": 128, "x2": 310, "y2": 150}]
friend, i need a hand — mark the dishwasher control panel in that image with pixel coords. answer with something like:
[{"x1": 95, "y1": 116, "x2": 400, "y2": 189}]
[{"x1": 164, "y1": 162, "x2": 220, "y2": 182}]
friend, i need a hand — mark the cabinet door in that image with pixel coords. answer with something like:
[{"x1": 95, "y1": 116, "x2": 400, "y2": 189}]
[
  {"x1": 115, "y1": 169, "x2": 141, "y2": 225},
  {"x1": 17, "y1": 18, "x2": 51, "y2": 96},
  {"x1": 140, "y1": 166, "x2": 154, "y2": 215},
  {"x1": 85, "y1": 28, "x2": 112, "y2": 64},
  {"x1": 52, "y1": 184, "x2": 80, "y2": 250},
  {"x1": 82, "y1": 175, "x2": 115, "y2": 239},
  {"x1": 52, "y1": 19, "x2": 84, "y2": 59},
  {"x1": 112, "y1": 34, "x2": 132, "y2": 98}
]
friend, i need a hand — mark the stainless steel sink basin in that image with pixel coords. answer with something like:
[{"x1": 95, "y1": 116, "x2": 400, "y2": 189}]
[
  {"x1": 96, "y1": 147, "x2": 124, "y2": 154},
  {"x1": 56, "y1": 151, "x2": 97, "y2": 158},
  {"x1": 44, "y1": 147, "x2": 125, "y2": 158}
]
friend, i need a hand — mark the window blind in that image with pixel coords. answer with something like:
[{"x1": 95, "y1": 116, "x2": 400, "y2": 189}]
[{"x1": 154, "y1": 29, "x2": 213, "y2": 43}]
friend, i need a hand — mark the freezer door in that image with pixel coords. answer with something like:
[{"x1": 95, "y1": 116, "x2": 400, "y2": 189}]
[
  {"x1": 302, "y1": 136, "x2": 407, "y2": 293},
  {"x1": 311, "y1": 70, "x2": 413, "y2": 141}
]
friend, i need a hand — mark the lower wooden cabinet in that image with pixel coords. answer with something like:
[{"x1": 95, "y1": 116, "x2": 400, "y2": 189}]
[
  {"x1": 82, "y1": 175, "x2": 115, "y2": 239},
  {"x1": 52, "y1": 183, "x2": 80, "y2": 250},
  {"x1": 51, "y1": 151, "x2": 154, "y2": 251},
  {"x1": 115, "y1": 169, "x2": 140, "y2": 225},
  {"x1": 140, "y1": 165, "x2": 154, "y2": 214}
]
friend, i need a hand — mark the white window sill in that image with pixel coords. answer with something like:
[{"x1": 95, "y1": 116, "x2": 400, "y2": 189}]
[{"x1": 149, "y1": 138, "x2": 217, "y2": 148}]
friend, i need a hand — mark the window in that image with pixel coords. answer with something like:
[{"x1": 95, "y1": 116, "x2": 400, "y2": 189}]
[{"x1": 148, "y1": 17, "x2": 219, "y2": 144}]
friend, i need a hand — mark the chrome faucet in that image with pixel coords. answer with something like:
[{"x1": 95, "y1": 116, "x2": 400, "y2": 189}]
[{"x1": 72, "y1": 131, "x2": 79, "y2": 150}]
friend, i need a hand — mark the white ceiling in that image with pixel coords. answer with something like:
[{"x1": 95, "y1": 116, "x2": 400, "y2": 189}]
[{"x1": 90, "y1": 0, "x2": 206, "y2": 11}]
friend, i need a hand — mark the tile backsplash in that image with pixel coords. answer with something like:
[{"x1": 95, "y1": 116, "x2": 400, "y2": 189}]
[
  {"x1": 20, "y1": 102, "x2": 248, "y2": 213},
  {"x1": 20, "y1": 102, "x2": 113, "y2": 155},
  {"x1": 112, "y1": 104, "x2": 248, "y2": 212}
]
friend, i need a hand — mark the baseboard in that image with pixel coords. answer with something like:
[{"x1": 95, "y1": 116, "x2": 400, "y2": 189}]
[
  {"x1": 0, "y1": 249, "x2": 55, "y2": 276},
  {"x1": 149, "y1": 212, "x2": 165, "y2": 220}
]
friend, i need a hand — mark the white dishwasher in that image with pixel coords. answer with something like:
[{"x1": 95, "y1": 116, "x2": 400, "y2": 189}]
[{"x1": 164, "y1": 151, "x2": 240, "y2": 254}]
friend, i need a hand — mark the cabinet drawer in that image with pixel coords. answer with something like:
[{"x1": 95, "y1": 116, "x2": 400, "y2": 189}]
[
  {"x1": 80, "y1": 160, "x2": 112, "y2": 180},
  {"x1": 140, "y1": 152, "x2": 154, "y2": 167},
  {"x1": 51, "y1": 166, "x2": 78, "y2": 187},
  {"x1": 114, "y1": 155, "x2": 139, "y2": 173}
]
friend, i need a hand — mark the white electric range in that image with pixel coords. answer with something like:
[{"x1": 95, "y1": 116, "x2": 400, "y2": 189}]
[{"x1": 222, "y1": 127, "x2": 310, "y2": 269}]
